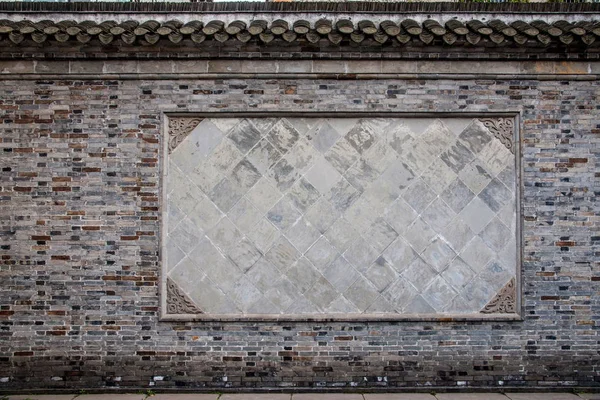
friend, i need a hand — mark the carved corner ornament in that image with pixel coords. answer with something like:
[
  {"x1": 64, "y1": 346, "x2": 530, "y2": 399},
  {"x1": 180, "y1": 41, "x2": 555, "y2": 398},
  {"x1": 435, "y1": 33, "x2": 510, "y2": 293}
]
[
  {"x1": 168, "y1": 117, "x2": 204, "y2": 153},
  {"x1": 480, "y1": 277, "x2": 516, "y2": 314},
  {"x1": 166, "y1": 278, "x2": 203, "y2": 314},
  {"x1": 478, "y1": 117, "x2": 515, "y2": 154}
]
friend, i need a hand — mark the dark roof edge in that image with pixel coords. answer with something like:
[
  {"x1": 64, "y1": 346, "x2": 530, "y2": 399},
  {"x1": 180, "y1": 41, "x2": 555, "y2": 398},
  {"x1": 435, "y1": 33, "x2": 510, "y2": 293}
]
[{"x1": 1, "y1": 1, "x2": 600, "y2": 14}]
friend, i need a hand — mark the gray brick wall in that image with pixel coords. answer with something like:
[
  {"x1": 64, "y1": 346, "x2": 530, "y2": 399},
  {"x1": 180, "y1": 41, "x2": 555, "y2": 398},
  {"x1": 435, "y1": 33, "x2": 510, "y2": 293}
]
[{"x1": 0, "y1": 76, "x2": 598, "y2": 390}]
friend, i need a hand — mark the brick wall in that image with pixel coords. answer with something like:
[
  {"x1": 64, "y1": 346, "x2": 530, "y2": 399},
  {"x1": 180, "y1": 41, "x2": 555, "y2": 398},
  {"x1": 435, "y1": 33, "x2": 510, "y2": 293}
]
[{"x1": 0, "y1": 75, "x2": 598, "y2": 390}]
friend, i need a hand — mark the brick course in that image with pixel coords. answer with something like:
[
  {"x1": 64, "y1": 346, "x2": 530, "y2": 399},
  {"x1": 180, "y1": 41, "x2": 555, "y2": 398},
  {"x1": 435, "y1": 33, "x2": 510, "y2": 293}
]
[{"x1": 0, "y1": 75, "x2": 599, "y2": 390}]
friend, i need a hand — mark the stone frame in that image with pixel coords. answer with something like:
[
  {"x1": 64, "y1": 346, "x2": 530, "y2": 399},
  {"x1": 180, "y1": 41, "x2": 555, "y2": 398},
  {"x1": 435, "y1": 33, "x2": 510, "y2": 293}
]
[{"x1": 159, "y1": 112, "x2": 523, "y2": 322}]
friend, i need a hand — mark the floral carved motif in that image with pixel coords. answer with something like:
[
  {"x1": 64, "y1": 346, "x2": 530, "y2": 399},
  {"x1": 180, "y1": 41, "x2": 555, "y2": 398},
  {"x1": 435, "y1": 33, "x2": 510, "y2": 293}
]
[
  {"x1": 478, "y1": 117, "x2": 515, "y2": 154},
  {"x1": 166, "y1": 278, "x2": 203, "y2": 314},
  {"x1": 480, "y1": 277, "x2": 516, "y2": 314},
  {"x1": 168, "y1": 117, "x2": 203, "y2": 153}
]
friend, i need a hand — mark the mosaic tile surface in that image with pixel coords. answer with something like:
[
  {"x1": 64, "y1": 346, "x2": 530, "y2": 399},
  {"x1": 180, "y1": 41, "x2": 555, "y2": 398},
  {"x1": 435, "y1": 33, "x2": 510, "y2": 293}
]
[{"x1": 164, "y1": 117, "x2": 518, "y2": 317}]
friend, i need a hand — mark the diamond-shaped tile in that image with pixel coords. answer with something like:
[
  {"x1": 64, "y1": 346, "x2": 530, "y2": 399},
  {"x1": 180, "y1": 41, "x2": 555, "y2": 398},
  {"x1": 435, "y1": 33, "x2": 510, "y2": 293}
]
[
  {"x1": 460, "y1": 235, "x2": 494, "y2": 272},
  {"x1": 324, "y1": 138, "x2": 360, "y2": 174},
  {"x1": 285, "y1": 217, "x2": 321, "y2": 253},
  {"x1": 421, "y1": 237, "x2": 456, "y2": 273},
  {"x1": 403, "y1": 295, "x2": 436, "y2": 314},
  {"x1": 229, "y1": 276, "x2": 263, "y2": 313},
  {"x1": 379, "y1": 160, "x2": 416, "y2": 195},
  {"x1": 304, "y1": 198, "x2": 341, "y2": 234},
  {"x1": 479, "y1": 259, "x2": 514, "y2": 292},
  {"x1": 459, "y1": 197, "x2": 496, "y2": 234},
  {"x1": 439, "y1": 217, "x2": 475, "y2": 253},
  {"x1": 207, "y1": 138, "x2": 244, "y2": 175},
  {"x1": 166, "y1": 239, "x2": 186, "y2": 271},
  {"x1": 267, "y1": 119, "x2": 300, "y2": 154},
  {"x1": 206, "y1": 217, "x2": 243, "y2": 252},
  {"x1": 458, "y1": 159, "x2": 493, "y2": 195},
  {"x1": 403, "y1": 178, "x2": 436, "y2": 214},
  {"x1": 457, "y1": 120, "x2": 493, "y2": 156},
  {"x1": 421, "y1": 158, "x2": 458, "y2": 196},
  {"x1": 321, "y1": 256, "x2": 360, "y2": 293},
  {"x1": 396, "y1": 137, "x2": 436, "y2": 174},
  {"x1": 440, "y1": 140, "x2": 475, "y2": 174},
  {"x1": 287, "y1": 178, "x2": 321, "y2": 213},
  {"x1": 264, "y1": 277, "x2": 302, "y2": 312},
  {"x1": 403, "y1": 257, "x2": 437, "y2": 291},
  {"x1": 479, "y1": 178, "x2": 513, "y2": 213},
  {"x1": 230, "y1": 158, "x2": 262, "y2": 191},
  {"x1": 365, "y1": 256, "x2": 398, "y2": 292},
  {"x1": 383, "y1": 198, "x2": 418, "y2": 235},
  {"x1": 169, "y1": 217, "x2": 203, "y2": 255},
  {"x1": 228, "y1": 238, "x2": 262, "y2": 272},
  {"x1": 441, "y1": 178, "x2": 476, "y2": 214},
  {"x1": 304, "y1": 156, "x2": 343, "y2": 195},
  {"x1": 265, "y1": 236, "x2": 301, "y2": 272},
  {"x1": 382, "y1": 277, "x2": 418, "y2": 312},
  {"x1": 304, "y1": 276, "x2": 338, "y2": 310},
  {"x1": 305, "y1": 236, "x2": 339, "y2": 271},
  {"x1": 246, "y1": 177, "x2": 282, "y2": 215},
  {"x1": 382, "y1": 238, "x2": 418, "y2": 274},
  {"x1": 267, "y1": 197, "x2": 302, "y2": 231},
  {"x1": 478, "y1": 137, "x2": 513, "y2": 177},
  {"x1": 421, "y1": 275, "x2": 458, "y2": 312},
  {"x1": 364, "y1": 218, "x2": 399, "y2": 253},
  {"x1": 421, "y1": 197, "x2": 457, "y2": 232},
  {"x1": 420, "y1": 119, "x2": 456, "y2": 154},
  {"x1": 247, "y1": 218, "x2": 280, "y2": 253},
  {"x1": 285, "y1": 138, "x2": 319, "y2": 173},
  {"x1": 402, "y1": 217, "x2": 436, "y2": 254},
  {"x1": 343, "y1": 237, "x2": 380, "y2": 274},
  {"x1": 362, "y1": 141, "x2": 399, "y2": 174},
  {"x1": 480, "y1": 217, "x2": 512, "y2": 252},
  {"x1": 380, "y1": 122, "x2": 412, "y2": 154},
  {"x1": 208, "y1": 177, "x2": 245, "y2": 213},
  {"x1": 266, "y1": 157, "x2": 301, "y2": 191},
  {"x1": 189, "y1": 238, "x2": 242, "y2": 293},
  {"x1": 327, "y1": 177, "x2": 360, "y2": 212},
  {"x1": 245, "y1": 257, "x2": 282, "y2": 292},
  {"x1": 326, "y1": 295, "x2": 361, "y2": 313},
  {"x1": 345, "y1": 120, "x2": 378, "y2": 154},
  {"x1": 172, "y1": 119, "x2": 223, "y2": 173},
  {"x1": 228, "y1": 118, "x2": 262, "y2": 154},
  {"x1": 344, "y1": 275, "x2": 380, "y2": 311},
  {"x1": 308, "y1": 121, "x2": 341, "y2": 153},
  {"x1": 344, "y1": 159, "x2": 380, "y2": 192},
  {"x1": 246, "y1": 138, "x2": 282, "y2": 174},
  {"x1": 187, "y1": 197, "x2": 222, "y2": 232},
  {"x1": 285, "y1": 256, "x2": 321, "y2": 293},
  {"x1": 442, "y1": 257, "x2": 476, "y2": 291},
  {"x1": 325, "y1": 217, "x2": 360, "y2": 253},
  {"x1": 228, "y1": 197, "x2": 262, "y2": 235},
  {"x1": 189, "y1": 160, "x2": 223, "y2": 194}
]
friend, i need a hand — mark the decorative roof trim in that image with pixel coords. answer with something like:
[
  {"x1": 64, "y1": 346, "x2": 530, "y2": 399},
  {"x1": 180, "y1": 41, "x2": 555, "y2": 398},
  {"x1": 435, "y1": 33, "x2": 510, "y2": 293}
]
[{"x1": 1, "y1": 17, "x2": 599, "y2": 49}]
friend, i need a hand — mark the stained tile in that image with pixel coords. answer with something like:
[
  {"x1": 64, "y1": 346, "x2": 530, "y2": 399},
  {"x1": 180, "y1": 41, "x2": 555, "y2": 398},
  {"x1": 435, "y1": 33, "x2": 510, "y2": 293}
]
[
  {"x1": 304, "y1": 276, "x2": 338, "y2": 310},
  {"x1": 458, "y1": 159, "x2": 493, "y2": 195},
  {"x1": 265, "y1": 236, "x2": 301, "y2": 271},
  {"x1": 172, "y1": 119, "x2": 223, "y2": 173},
  {"x1": 382, "y1": 277, "x2": 418, "y2": 311},
  {"x1": 478, "y1": 137, "x2": 513, "y2": 177},
  {"x1": 305, "y1": 236, "x2": 339, "y2": 271},
  {"x1": 480, "y1": 217, "x2": 512, "y2": 252},
  {"x1": 325, "y1": 138, "x2": 360, "y2": 174},
  {"x1": 189, "y1": 161, "x2": 223, "y2": 194},
  {"x1": 308, "y1": 121, "x2": 341, "y2": 153},
  {"x1": 325, "y1": 217, "x2": 360, "y2": 253},
  {"x1": 421, "y1": 158, "x2": 458, "y2": 195},
  {"x1": 396, "y1": 137, "x2": 436, "y2": 174},
  {"x1": 321, "y1": 256, "x2": 360, "y2": 293},
  {"x1": 345, "y1": 119, "x2": 378, "y2": 154},
  {"x1": 246, "y1": 177, "x2": 282, "y2": 215},
  {"x1": 247, "y1": 218, "x2": 280, "y2": 253},
  {"x1": 362, "y1": 141, "x2": 399, "y2": 174},
  {"x1": 285, "y1": 257, "x2": 321, "y2": 293},
  {"x1": 246, "y1": 138, "x2": 282, "y2": 174},
  {"x1": 457, "y1": 119, "x2": 493, "y2": 155},
  {"x1": 304, "y1": 156, "x2": 343, "y2": 195},
  {"x1": 403, "y1": 178, "x2": 436, "y2": 214},
  {"x1": 421, "y1": 197, "x2": 456, "y2": 232},
  {"x1": 420, "y1": 119, "x2": 456, "y2": 155},
  {"x1": 187, "y1": 197, "x2": 223, "y2": 232},
  {"x1": 208, "y1": 177, "x2": 245, "y2": 213},
  {"x1": 267, "y1": 197, "x2": 302, "y2": 231},
  {"x1": 228, "y1": 238, "x2": 262, "y2": 272},
  {"x1": 480, "y1": 259, "x2": 514, "y2": 291},
  {"x1": 381, "y1": 122, "x2": 412, "y2": 154},
  {"x1": 439, "y1": 217, "x2": 475, "y2": 253},
  {"x1": 460, "y1": 236, "x2": 494, "y2": 272},
  {"x1": 245, "y1": 257, "x2": 282, "y2": 293},
  {"x1": 365, "y1": 218, "x2": 399, "y2": 253},
  {"x1": 440, "y1": 140, "x2": 475, "y2": 174},
  {"x1": 382, "y1": 238, "x2": 418, "y2": 274},
  {"x1": 285, "y1": 218, "x2": 321, "y2": 253},
  {"x1": 267, "y1": 119, "x2": 300, "y2": 154},
  {"x1": 365, "y1": 256, "x2": 398, "y2": 292},
  {"x1": 227, "y1": 118, "x2": 262, "y2": 154},
  {"x1": 230, "y1": 158, "x2": 262, "y2": 191},
  {"x1": 343, "y1": 237, "x2": 380, "y2": 274},
  {"x1": 287, "y1": 178, "x2": 321, "y2": 213},
  {"x1": 304, "y1": 198, "x2": 341, "y2": 234},
  {"x1": 267, "y1": 157, "x2": 301, "y2": 191},
  {"x1": 379, "y1": 160, "x2": 416, "y2": 195},
  {"x1": 344, "y1": 159, "x2": 380, "y2": 192},
  {"x1": 441, "y1": 178, "x2": 476, "y2": 214},
  {"x1": 327, "y1": 177, "x2": 360, "y2": 212},
  {"x1": 421, "y1": 275, "x2": 458, "y2": 312},
  {"x1": 479, "y1": 178, "x2": 513, "y2": 213},
  {"x1": 421, "y1": 237, "x2": 456, "y2": 273},
  {"x1": 206, "y1": 138, "x2": 244, "y2": 175},
  {"x1": 344, "y1": 275, "x2": 381, "y2": 311},
  {"x1": 403, "y1": 257, "x2": 437, "y2": 291},
  {"x1": 285, "y1": 138, "x2": 319, "y2": 173},
  {"x1": 206, "y1": 217, "x2": 243, "y2": 252},
  {"x1": 459, "y1": 197, "x2": 496, "y2": 234}
]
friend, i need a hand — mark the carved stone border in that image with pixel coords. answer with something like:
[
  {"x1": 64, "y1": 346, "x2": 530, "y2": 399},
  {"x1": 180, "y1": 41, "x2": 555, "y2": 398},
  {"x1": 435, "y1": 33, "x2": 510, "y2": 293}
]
[{"x1": 160, "y1": 112, "x2": 522, "y2": 322}]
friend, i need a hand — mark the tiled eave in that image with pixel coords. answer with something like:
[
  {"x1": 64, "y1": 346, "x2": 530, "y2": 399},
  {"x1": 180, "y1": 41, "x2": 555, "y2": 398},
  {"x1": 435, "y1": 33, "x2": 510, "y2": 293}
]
[{"x1": 1, "y1": 2, "x2": 600, "y2": 58}]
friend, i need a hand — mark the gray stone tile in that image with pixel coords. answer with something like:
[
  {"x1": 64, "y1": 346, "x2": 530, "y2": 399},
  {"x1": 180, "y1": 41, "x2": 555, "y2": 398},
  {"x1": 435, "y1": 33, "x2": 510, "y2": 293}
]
[
  {"x1": 229, "y1": 197, "x2": 263, "y2": 235},
  {"x1": 246, "y1": 257, "x2": 282, "y2": 293},
  {"x1": 362, "y1": 140, "x2": 399, "y2": 174},
  {"x1": 420, "y1": 119, "x2": 456, "y2": 155},
  {"x1": 284, "y1": 294, "x2": 317, "y2": 314},
  {"x1": 480, "y1": 259, "x2": 514, "y2": 291},
  {"x1": 421, "y1": 237, "x2": 456, "y2": 272},
  {"x1": 167, "y1": 202, "x2": 185, "y2": 233},
  {"x1": 189, "y1": 238, "x2": 242, "y2": 293},
  {"x1": 345, "y1": 119, "x2": 378, "y2": 154},
  {"x1": 404, "y1": 294, "x2": 436, "y2": 314},
  {"x1": 402, "y1": 118, "x2": 435, "y2": 137},
  {"x1": 228, "y1": 237, "x2": 262, "y2": 272},
  {"x1": 287, "y1": 178, "x2": 321, "y2": 213},
  {"x1": 304, "y1": 275, "x2": 338, "y2": 310},
  {"x1": 166, "y1": 239, "x2": 186, "y2": 271},
  {"x1": 206, "y1": 217, "x2": 243, "y2": 252},
  {"x1": 229, "y1": 275, "x2": 263, "y2": 313},
  {"x1": 322, "y1": 256, "x2": 360, "y2": 293},
  {"x1": 305, "y1": 198, "x2": 341, "y2": 234},
  {"x1": 345, "y1": 159, "x2": 380, "y2": 192},
  {"x1": 265, "y1": 236, "x2": 301, "y2": 271},
  {"x1": 247, "y1": 218, "x2": 280, "y2": 253},
  {"x1": 381, "y1": 121, "x2": 412, "y2": 153},
  {"x1": 264, "y1": 276, "x2": 303, "y2": 312},
  {"x1": 478, "y1": 136, "x2": 514, "y2": 177},
  {"x1": 439, "y1": 217, "x2": 475, "y2": 253},
  {"x1": 326, "y1": 294, "x2": 360, "y2": 313},
  {"x1": 246, "y1": 137, "x2": 282, "y2": 174},
  {"x1": 396, "y1": 136, "x2": 436, "y2": 174},
  {"x1": 362, "y1": 178, "x2": 403, "y2": 216},
  {"x1": 325, "y1": 217, "x2": 360, "y2": 253},
  {"x1": 421, "y1": 197, "x2": 457, "y2": 232},
  {"x1": 365, "y1": 218, "x2": 399, "y2": 253},
  {"x1": 383, "y1": 237, "x2": 418, "y2": 274},
  {"x1": 172, "y1": 119, "x2": 223, "y2": 174},
  {"x1": 328, "y1": 117, "x2": 361, "y2": 136},
  {"x1": 206, "y1": 137, "x2": 244, "y2": 175},
  {"x1": 343, "y1": 197, "x2": 379, "y2": 232},
  {"x1": 227, "y1": 118, "x2": 262, "y2": 154},
  {"x1": 458, "y1": 119, "x2": 494, "y2": 155},
  {"x1": 365, "y1": 294, "x2": 397, "y2": 313},
  {"x1": 210, "y1": 117, "x2": 241, "y2": 134},
  {"x1": 344, "y1": 274, "x2": 381, "y2": 311},
  {"x1": 189, "y1": 160, "x2": 223, "y2": 194},
  {"x1": 325, "y1": 137, "x2": 360, "y2": 174},
  {"x1": 267, "y1": 197, "x2": 302, "y2": 231},
  {"x1": 403, "y1": 178, "x2": 436, "y2": 214},
  {"x1": 445, "y1": 293, "x2": 475, "y2": 314},
  {"x1": 402, "y1": 217, "x2": 436, "y2": 254},
  {"x1": 285, "y1": 138, "x2": 319, "y2": 173},
  {"x1": 343, "y1": 237, "x2": 380, "y2": 274},
  {"x1": 267, "y1": 157, "x2": 301, "y2": 191},
  {"x1": 186, "y1": 196, "x2": 223, "y2": 232},
  {"x1": 421, "y1": 275, "x2": 459, "y2": 311},
  {"x1": 506, "y1": 394, "x2": 582, "y2": 400},
  {"x1": 208, "y1": 177, "x2": 245, "y2": 213},
  {"x1": 497, "y1": 161, "x2": 516, "y2": 191},
  {"x1": 304, "y1": 155, "x2": 343, "y2": 194},
  {"x1": 327, "y1": 177, "x2": 360, "y2": 212},
  {"x1": 267, "y1": 118, "x2": 300, "y2": 154},
  {"x1": 442, "y1": 257, "x2": 476, "y2": 291},
  {"x1": 382, "y1": 277, "x2": 418, "y2": 311},
  {"x1": 459, "y1": 197, "x2": 496, "y2": 234},
  {"x1": 480, "y1": 217, "x2": 512, "y2": 252},
  {"x1": 285, "y1": 217, "x2": 321, "y2": 253},
  {"x1": 285, "y1": 256, "x2": 321, "y2": 293},
  {"x1": 306, "y1": 236, "x2": 339, "y2": 271},
  {"x1": 421, "y1": 158, "x2": 458, "y2": 195},
  {"x1": 458, "y1": 159, "x2": 493, "y2": 195},
  {"x1": 479, "y1": 177, "x2": 513, "y2": 213},
  {"x1": 442, "y1": 118, "x2": 474, "y2": 137},
  {"x1": 169, "y1": 217, "x2": 203, "y2": 255},
  {"x1": 283, "y1": 117, "x2": 316, "y2": 135},
  {"x1": 440, "y1": 140, "x2": 475, "y2": 174},
  {"x1": 383, "y1": 198, "x2": 418, "y2": 235},
  {"x1": 403, "y1": 256, "x2": 437, "y2": 291},
  {"x1": 309, "y1": 120, "x2": 341, "y2": 153},
  {"x1": 246, "y1": 177, "x2": 283, "y2": 215},
  {"x1": 460, "y1": 235, "x2": 494, "y2": 272},
  {"x1": 441, "y1": 178, "x2": 476, "y2": 214},
  {"x1": 379, "y1": 159, "x2": 417, "y2": 194},
  {"x1": 171, "y1": 181, "x2": 207, "y2": 216},
  {"x1": 463, "y1": 276, "x2": 499, "y2": 310},
  {"x1": 366, "y1": 256, "x2": 399, "y2": 292}
]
